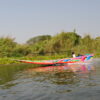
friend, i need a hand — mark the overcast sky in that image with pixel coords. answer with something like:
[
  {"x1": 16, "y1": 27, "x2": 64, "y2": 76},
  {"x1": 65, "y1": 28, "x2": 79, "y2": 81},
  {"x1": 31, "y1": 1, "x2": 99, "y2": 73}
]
[{"x1": 0, "y1": 0, "x2": 100, "y2": 43}]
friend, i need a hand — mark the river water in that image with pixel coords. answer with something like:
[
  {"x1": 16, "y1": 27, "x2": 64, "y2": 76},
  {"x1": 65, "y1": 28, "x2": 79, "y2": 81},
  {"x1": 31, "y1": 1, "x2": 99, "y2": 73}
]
[{"x1": 0, "y1": 59, "x2": 100, "y2": 100}]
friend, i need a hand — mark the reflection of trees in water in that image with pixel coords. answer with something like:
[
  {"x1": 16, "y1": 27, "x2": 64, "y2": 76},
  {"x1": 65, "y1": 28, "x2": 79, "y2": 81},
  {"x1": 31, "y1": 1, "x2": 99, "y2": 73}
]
[
  {"x1": 0, "y1": 64, "x2": 34, "y2": 88},
  {"x1": 49, "y1": 71, "x2": 80, "y2": 85},
  {"x1": 31, "y1": 71, "x2": 80, "y2": 85}
]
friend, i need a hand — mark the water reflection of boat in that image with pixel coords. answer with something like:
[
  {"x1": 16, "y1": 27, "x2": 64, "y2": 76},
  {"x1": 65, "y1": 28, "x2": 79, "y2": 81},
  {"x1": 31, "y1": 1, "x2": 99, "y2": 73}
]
[
  {"x1": 27, "y1": 64, "x2": 95, "y2": 85},
  {"x1": 28, "y1": 64, "x2": 95, "y2": 74}
]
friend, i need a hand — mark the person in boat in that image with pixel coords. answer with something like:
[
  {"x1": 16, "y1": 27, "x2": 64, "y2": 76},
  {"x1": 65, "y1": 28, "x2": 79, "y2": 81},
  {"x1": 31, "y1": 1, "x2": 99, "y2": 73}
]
[{"x1": 72, "y1": 52, "x2": 76, "y2": 58}]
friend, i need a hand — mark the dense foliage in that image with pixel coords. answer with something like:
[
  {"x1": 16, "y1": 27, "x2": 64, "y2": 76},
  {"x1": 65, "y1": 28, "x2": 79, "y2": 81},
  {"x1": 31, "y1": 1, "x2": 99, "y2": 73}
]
[{"x1": 0, "y1": 32, "x2": 100, "y2": 59}]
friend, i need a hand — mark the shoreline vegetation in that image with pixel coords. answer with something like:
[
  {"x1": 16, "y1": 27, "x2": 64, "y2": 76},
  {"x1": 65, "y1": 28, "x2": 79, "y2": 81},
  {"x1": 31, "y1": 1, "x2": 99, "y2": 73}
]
[{"x1": 0, "y1": 31, "x2": 100, "y2": 64}]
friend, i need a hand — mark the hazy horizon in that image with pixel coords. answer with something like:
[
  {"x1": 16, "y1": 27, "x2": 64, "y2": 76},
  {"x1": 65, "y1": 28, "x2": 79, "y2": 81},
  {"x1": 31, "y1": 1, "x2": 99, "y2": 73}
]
[{"x1": 0, "y1": 0, "x2": 100, "y2": 43}]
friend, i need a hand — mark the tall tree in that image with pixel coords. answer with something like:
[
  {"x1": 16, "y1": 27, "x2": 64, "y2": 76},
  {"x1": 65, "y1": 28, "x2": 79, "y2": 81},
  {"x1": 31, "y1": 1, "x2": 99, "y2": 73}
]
[
  {"x1": 0, "y1": 36, "x2": 17, "y2": 57},
  {"x1": 26, "y1": 35, "x2": 51, "y2": 45}
]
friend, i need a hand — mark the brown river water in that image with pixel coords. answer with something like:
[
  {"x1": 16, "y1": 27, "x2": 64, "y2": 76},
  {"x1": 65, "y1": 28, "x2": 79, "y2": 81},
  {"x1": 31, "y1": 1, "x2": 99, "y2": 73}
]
[{"x1": 0, "y1": 59, "x2": 100, "y2": 100}]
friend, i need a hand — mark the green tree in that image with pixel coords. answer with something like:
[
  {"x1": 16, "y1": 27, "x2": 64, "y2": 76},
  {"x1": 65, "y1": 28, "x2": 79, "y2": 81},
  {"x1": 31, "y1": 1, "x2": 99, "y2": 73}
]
[
  {"x1": 0, "y1": 36, "x2": 17, "y2": 57},
  {"x1": 45, "y1": 32, "x2": 81, "y2": 54},
  {"x1": 26, "y1": 35, "x2": 51, "y2": 45},
  {"x1": 12, "y1": 44, "x2": 31, "y2": 57}
]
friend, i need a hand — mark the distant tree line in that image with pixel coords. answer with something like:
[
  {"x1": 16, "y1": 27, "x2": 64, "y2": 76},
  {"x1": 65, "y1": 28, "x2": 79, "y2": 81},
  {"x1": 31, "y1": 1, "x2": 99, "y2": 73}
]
[{"x1": 0, "y1": 32, "x2": 100, "y2": 57}]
